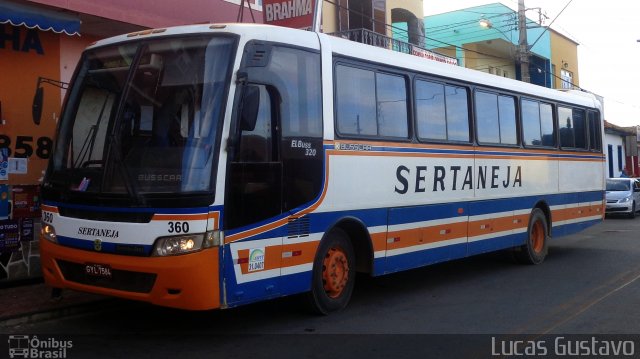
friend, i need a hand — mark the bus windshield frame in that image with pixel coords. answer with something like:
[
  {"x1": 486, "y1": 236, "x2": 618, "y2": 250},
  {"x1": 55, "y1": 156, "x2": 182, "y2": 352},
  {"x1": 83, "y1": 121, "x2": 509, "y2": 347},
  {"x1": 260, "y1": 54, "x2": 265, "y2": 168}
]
[{"x1": 44, "y1": 34, "x2": 238, "y2": 207}]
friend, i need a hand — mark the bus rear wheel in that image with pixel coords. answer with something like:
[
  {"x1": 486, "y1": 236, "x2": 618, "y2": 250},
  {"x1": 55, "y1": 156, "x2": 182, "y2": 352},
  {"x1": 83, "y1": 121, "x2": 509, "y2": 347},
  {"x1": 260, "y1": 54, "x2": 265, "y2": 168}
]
[
  {"x1": 515, "y1": 208, "x2": 549, "y2": 265},
  {"x1": 307, "y1": 228, "x2": 355, "y2": 315}
]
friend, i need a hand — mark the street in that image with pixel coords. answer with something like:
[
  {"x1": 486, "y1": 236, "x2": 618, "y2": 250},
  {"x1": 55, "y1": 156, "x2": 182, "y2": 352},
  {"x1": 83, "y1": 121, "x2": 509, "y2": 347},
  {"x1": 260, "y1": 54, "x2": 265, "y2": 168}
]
[{"x1": 3, "y1": 214, "x2": 640, "y2": 358}]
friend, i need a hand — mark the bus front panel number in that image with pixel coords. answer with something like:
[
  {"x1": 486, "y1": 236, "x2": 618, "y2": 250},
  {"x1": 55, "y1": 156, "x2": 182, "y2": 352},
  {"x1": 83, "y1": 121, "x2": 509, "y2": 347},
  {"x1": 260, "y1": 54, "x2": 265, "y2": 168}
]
[
  {"x1": 168, "y1": 221, "x2": 189, "y2": 233},
  {"x1": 42, "y1": 211, "x2": 53, "y2": 224}
]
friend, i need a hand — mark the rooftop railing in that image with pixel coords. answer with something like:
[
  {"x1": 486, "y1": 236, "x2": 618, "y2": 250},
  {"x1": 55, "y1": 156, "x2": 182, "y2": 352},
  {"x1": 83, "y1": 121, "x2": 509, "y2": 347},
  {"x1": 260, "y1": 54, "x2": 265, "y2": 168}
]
[{"x1": 328, "y1": 28, "x2": 458, "y2": 66}]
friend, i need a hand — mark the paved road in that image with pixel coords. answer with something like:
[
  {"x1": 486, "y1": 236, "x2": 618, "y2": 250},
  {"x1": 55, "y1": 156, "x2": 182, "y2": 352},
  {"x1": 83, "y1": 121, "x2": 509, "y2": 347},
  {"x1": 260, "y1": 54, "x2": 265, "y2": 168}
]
[{"x1": 4, "y1": 215, "x2": 640, "y2": 358}]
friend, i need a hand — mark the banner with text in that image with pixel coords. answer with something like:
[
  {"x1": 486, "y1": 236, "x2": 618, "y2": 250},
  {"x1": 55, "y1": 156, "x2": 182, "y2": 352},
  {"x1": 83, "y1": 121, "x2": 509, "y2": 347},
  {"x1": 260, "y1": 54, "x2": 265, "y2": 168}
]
[{"x1": 263, "y1": 0, "x2": 315, "y2": 30}]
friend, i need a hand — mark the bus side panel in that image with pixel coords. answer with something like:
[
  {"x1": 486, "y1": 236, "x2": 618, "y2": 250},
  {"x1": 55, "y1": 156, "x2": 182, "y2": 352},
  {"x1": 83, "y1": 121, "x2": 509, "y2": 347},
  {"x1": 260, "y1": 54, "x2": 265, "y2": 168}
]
[
  {"x1": 467, "y1": 199, "x2": 518, "y2": 256},
  {"x1": 549, "y1": 190, "x2": 604, "y2": 238},
  {"x1": 385, "y1": 203, "x2": 467, "y2": 274}
]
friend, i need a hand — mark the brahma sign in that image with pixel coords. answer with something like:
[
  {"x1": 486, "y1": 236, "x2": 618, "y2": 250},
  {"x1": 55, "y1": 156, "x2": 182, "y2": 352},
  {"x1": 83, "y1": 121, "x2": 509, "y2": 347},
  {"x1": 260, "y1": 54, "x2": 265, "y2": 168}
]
[{"x1": 263, "y1": 0, "x2": 315, "y2": 30}]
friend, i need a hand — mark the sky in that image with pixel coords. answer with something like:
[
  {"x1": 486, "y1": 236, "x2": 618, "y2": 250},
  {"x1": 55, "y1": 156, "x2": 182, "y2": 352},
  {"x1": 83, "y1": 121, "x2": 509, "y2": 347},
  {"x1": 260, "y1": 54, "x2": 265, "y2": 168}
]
[{"x1": 423, "y1": 0, "x2": 640, "y2": 127}]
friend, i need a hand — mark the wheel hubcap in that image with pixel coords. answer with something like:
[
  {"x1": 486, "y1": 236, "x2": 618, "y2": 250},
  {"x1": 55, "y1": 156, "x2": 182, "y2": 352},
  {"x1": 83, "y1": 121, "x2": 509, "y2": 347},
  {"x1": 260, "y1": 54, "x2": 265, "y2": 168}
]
[
  {"x1": 322, "y1": 247, "x2": 349, "y2": 298},
  {"x1": 531, "y1": 220, "x2": 544, "y2": 253}
]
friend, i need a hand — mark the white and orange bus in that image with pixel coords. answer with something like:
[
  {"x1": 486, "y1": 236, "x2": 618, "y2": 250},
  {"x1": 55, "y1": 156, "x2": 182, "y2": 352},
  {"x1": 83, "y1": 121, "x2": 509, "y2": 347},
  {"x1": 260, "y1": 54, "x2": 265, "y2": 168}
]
[{"x1": 39, "y1": 23, "x2": 604, "y2": 314}]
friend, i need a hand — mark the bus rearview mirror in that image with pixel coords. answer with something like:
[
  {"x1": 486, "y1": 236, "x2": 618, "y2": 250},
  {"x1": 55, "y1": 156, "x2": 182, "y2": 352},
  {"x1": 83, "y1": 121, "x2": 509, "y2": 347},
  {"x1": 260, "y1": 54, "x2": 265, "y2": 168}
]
[{"x1": 240, "y1": 85, "x2": 260, "y2": 131}]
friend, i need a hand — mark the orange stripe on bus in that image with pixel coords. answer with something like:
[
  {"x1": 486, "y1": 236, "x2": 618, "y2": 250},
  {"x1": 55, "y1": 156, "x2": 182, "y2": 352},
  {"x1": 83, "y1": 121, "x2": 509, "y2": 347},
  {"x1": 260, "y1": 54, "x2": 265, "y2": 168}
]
[
  {"x1": 208, "y1": 211, "x2": 220, "y2": 230},
  {"x1": 152, "y1": 213, "x2": 209, "y2": 221},
  {"x1": 281, "y1": 240, "x2": 319, "y2": 268},
  {"x1": 468, "y1": 216, "x2": 523, "y2": 237},
  {"x1": 41, "y1": 205, "x2": 59, "y2": 213},
  {"x1": 237, "y1": 246, "x2": 281, "y2": 274},
  {"x1": 371, "y1": 232, "x2": 387, "y2": 252},
  {"x1": 552, "y1": 205, "x2": 595, "y2": 222},
  {"x1": 386, "y1": 221, "x2": 467, "y2": 251}
]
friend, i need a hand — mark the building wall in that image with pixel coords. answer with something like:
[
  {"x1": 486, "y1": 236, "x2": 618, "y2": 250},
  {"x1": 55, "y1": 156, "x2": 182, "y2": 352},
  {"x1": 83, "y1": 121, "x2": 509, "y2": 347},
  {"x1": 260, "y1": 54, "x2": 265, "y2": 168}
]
[
  {"x1": 29, "y1": 0, "x2": 263, "y2": 28},
  {"x1": 604, "y1": 133, "x2": 626, "y2": 178},
  {"x1": 322, "y1": 0, "x2": 424, "y2": 35},
  {"x1": 550, "y1": 30, "x2": 580, "y2": 89},
  {"x1": 424, "y1": 3, "x2": 551, "y2": 83},
  {"x1": 0, "y1": 24, "x2": 61, "y2": 186}
]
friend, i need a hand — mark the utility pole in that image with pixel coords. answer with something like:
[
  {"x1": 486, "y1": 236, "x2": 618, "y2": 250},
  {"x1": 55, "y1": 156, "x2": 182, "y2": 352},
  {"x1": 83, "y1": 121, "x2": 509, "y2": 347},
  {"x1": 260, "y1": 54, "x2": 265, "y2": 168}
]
[{"x1": 517, "y1": 0, "x2": 530, "y2": 83}]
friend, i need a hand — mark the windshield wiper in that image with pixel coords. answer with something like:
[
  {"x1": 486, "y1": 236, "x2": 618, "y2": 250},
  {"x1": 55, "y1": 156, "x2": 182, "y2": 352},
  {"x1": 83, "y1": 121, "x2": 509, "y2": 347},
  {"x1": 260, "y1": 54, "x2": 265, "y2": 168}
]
[{"x1": 108, "y1": 133, "x2": 145, "y2": 206}]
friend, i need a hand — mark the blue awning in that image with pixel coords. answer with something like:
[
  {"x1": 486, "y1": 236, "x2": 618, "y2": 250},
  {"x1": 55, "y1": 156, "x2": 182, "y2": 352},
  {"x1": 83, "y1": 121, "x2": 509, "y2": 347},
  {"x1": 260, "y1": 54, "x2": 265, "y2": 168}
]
[{"x1": 0, "y1": 1, "x2": 80, "y2": 36}]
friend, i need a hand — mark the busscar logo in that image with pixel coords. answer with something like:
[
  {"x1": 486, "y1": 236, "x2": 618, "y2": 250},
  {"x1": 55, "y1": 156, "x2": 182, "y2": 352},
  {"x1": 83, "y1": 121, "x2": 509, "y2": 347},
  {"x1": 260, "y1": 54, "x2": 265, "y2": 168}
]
[{"x1": 8, "y1": 335, "x2": 73, "y2": 358}]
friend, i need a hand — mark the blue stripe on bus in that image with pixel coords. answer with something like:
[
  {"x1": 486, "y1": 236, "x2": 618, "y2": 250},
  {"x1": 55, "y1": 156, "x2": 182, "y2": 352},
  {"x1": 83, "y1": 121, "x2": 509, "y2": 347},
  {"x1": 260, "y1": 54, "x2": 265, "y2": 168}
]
[{"x1": 227, "y1": 190, "x2": 603, "y2": 242}]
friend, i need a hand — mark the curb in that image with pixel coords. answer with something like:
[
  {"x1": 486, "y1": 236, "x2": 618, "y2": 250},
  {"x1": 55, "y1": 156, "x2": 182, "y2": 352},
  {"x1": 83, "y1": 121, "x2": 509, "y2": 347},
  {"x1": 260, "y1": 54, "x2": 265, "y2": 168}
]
[{"x1": 0, "y1": 298, "x2": 116, "y2": 328}]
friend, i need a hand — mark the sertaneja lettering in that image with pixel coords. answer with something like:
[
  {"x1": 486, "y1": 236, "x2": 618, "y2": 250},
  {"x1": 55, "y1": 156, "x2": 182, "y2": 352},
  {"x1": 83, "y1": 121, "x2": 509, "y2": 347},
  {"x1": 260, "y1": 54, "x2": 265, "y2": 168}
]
[{"x1": 395, "y1": 165, "x2": 522, "y2": 194}]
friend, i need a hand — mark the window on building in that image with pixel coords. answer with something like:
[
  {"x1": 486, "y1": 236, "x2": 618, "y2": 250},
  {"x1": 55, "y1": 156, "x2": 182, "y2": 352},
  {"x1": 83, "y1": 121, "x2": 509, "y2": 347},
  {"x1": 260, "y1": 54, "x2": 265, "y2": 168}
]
[
  {"x1": 618, "y1": 145, "x2": 623, "y2": 171},
  {"x1": 475, "y1": 91, "x2": 517, "y2": 145},
  {"x1": 415, "y1": 79, "x2": 470, "y2": 142},
  {"x1": 561, "y1": 69, "x2": 573, "y2": 89},
  {"x1": 335, "y1": 64, "x2": 408, "y2": 138}
]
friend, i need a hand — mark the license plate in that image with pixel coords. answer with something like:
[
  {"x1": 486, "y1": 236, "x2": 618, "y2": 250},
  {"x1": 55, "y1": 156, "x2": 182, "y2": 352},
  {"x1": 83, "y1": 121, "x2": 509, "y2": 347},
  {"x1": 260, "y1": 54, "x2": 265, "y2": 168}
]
[{"x1": 85, "y1": 263, "x2": 112, "y2": 279}]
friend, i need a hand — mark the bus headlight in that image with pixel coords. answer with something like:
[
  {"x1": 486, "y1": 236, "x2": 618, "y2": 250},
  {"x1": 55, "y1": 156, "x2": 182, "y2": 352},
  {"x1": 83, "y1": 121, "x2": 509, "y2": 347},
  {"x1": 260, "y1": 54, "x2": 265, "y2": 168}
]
[
  {"x1": 152, "y1": 234, "x2": 204, "y2": 256},
  {"x1": 152, "y1": 230, "x2": 223, "y2": 256},
  {"x1": 41, "y1": 224, "x2": 57, "y2": 243}
]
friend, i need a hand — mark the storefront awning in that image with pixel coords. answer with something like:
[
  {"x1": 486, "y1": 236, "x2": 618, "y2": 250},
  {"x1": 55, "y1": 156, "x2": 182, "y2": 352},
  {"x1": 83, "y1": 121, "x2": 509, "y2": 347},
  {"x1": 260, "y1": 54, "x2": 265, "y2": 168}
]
[{"x1": 0, "y1": 1, "x2": 80, "y2": 36}]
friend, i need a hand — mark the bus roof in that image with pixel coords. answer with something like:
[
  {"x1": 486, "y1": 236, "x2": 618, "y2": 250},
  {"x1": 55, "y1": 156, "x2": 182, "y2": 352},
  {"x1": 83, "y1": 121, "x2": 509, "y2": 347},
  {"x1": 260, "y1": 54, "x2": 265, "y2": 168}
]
[{"x1": 88, "y1": 23, "x2": 600, "y2": 111}]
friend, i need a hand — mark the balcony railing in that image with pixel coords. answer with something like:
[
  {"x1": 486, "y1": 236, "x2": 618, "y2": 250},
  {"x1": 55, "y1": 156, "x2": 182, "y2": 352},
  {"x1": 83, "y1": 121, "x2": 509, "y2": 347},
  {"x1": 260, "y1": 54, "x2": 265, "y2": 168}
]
[{"x1": 328, "y1": 28, "x2": 458, "y2": 66}]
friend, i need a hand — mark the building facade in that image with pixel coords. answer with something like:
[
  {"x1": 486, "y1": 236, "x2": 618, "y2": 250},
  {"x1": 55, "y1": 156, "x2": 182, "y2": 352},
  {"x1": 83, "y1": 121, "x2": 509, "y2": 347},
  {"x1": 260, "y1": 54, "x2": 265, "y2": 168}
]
[
  {"x1": 603, "y1": 121, "x2": 634, "y2": 178},
  {"x1": 422, "y1": 2, "x2": 577, "y2": 89}
]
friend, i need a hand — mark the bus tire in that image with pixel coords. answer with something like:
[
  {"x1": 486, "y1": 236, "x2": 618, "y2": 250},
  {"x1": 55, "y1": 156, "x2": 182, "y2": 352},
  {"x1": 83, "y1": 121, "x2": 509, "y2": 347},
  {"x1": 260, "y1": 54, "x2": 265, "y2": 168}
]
[
  {"x1": 307, "y1": 228, "x2": 355, "y2": 315},
  {"x1": 515, "y1": 208, "x2": 548, "y2": 265}
]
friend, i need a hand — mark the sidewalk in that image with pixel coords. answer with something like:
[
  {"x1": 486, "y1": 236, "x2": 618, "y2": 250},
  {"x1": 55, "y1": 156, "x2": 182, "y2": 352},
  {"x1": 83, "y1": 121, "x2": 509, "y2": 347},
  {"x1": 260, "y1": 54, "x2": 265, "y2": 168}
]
[{"x1": 0, "y1": 281, "x2": 108, "y2": 328}]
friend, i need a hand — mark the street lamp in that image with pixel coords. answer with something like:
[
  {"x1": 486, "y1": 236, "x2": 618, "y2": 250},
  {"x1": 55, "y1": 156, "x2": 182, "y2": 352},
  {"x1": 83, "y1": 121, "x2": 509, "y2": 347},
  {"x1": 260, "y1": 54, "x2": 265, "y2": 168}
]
[{"x1": 479, "y1": 18, "x2": 492, "y2": 28}]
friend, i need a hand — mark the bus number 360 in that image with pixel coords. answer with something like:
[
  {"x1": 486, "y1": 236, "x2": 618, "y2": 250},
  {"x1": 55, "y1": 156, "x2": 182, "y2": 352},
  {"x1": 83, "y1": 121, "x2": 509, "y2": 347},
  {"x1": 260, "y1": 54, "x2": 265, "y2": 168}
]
[{"x1": 168, "y1": 222, "x2": 189, "y2": 233}]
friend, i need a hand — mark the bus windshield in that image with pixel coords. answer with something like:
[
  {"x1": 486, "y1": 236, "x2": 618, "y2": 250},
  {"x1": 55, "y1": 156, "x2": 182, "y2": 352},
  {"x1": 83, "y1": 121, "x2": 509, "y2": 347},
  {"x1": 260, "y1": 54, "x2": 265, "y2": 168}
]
[{"x1": 47, "y1": 35, "x2": 235, "y2": 202}]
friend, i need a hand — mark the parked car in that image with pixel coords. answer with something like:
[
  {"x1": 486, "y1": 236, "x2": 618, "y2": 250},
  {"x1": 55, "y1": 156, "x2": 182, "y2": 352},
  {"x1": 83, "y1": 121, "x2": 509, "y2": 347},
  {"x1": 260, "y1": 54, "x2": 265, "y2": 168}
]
[{"x1": 605, "y1": 178, "x2": 640, "y2": 218}]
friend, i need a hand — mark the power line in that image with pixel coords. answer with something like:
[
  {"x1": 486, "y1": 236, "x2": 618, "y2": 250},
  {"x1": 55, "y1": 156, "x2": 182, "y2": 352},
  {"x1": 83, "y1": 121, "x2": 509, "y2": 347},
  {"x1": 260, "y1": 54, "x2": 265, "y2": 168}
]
[{"x1": 529, "y1": 0, "x2": 574, "y2": 48}]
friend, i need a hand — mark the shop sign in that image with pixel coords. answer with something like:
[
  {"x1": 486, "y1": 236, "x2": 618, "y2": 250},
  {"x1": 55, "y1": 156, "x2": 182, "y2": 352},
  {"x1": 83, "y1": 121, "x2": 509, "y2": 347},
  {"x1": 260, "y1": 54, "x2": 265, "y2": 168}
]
[
  {"x1": 263, "y1": 0, "x2": 315, "y2": 30},
  {"x1": 11, "y1": 185, "x2": 41, "y2": 219},
  {"x1": 0, "y1": 24, "x2": 44, "y2": 55},
  {"x1": 0, "y1": 219, "x2": 19, "y2": 253}
]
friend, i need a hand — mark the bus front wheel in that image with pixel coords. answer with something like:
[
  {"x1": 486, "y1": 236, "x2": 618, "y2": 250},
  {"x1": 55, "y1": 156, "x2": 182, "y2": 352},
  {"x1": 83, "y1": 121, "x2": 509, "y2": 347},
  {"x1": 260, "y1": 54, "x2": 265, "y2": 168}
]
[
  {"x1": 515, "y1": 208, "x2": 549, "y2": 265},
  {"x1": 307, "y1": 228, "x2": 355, "y2": 315}
]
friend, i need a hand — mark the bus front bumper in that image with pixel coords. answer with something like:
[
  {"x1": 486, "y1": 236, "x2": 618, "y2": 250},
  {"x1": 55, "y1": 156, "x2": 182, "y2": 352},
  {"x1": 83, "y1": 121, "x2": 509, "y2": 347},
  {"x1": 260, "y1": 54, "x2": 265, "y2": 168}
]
[{"x1": 40, "y1": 238, "x2": 221, "y2": 310}]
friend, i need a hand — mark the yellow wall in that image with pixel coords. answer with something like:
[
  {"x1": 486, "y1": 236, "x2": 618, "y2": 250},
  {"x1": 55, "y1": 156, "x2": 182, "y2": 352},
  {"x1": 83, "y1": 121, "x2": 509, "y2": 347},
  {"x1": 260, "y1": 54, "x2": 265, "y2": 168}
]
[
  {"x1": 462, "y1": 43, "x2": 516, "y2": 79},
  {"x1": 550, "y1": 30, "x2": 579, "y2": 88}
]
